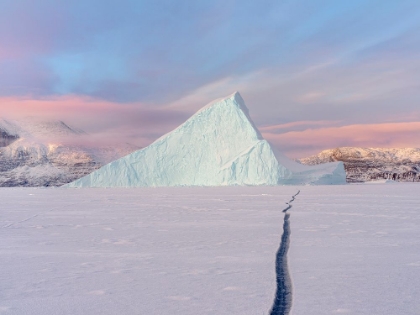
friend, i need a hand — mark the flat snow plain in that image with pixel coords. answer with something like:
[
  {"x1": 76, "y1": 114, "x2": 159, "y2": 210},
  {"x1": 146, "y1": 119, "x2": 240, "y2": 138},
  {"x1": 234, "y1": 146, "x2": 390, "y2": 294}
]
[{"x1": 1, "y1": 185, "x2": 419, "y2": 314}]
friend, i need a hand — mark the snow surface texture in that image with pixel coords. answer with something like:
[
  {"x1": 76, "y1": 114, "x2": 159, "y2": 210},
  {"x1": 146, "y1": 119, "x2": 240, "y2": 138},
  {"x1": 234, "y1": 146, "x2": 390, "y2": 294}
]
[
  {"x1": 289, "y1": 184, "x2": 420, "y2": 314},
  {"x1": 0, "y1": 187, "x2": 296, "y2": 315},
  {"x1": 68, "y1": 92, "x2": 345, "y2": 187},
  {"x1": 0, "y1": 118, "x2": 137, "y2": 187},
  {"x1": 1, "y1": 185, "x2": 419, "y2": 314},
  {"x1": 300, "y1": 147, "x2": 420, "y2": 182}
]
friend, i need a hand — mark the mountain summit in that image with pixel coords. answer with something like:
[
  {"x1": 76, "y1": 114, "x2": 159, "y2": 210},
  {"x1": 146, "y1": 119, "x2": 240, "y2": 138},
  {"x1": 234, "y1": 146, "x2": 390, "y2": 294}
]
[
  {"x1": 68, "y1": 92, "x2": 346, "y2": 187},
  {"x1": 0, "y1": 118, "x2": 137, "y2": 187}
]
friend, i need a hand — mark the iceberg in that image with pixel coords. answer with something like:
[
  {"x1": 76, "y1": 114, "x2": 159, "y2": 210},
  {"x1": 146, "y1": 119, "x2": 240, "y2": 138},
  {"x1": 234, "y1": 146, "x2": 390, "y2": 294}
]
[{"x1": 67, "y1": 92, "x2": 346, "y2": 187}]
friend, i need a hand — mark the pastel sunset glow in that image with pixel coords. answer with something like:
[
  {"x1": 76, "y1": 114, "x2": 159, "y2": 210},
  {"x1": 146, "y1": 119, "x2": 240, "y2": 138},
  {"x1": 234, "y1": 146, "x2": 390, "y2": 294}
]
[
  {"x1": 263, "y1": 121, "x2": 420, "y2": 158},
  {"x1": 1, "y1": 0, "x2": 420, "y2": 157}
]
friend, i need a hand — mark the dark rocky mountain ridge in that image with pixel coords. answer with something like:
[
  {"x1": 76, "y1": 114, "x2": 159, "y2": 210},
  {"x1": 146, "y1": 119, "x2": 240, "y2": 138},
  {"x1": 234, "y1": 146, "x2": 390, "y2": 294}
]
[
  {"x1": 0, "y1": 118, "x2": 138, "y2": 187},
  {"x1": 299, "y1": 147, "x2": 420, "y2": 182}
]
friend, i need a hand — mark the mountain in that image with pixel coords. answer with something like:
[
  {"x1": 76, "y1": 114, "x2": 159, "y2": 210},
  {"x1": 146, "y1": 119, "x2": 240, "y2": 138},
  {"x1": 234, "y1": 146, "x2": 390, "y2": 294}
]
[
  {"x1": 68, "y1": 92, "x2": 346, "y2": 187},
  {"x1": 299, "y1": 147, "x2": 420, "y2": 183},
  {"x1": 0, "y1": 118, "x2": 138, "y2": 187}
]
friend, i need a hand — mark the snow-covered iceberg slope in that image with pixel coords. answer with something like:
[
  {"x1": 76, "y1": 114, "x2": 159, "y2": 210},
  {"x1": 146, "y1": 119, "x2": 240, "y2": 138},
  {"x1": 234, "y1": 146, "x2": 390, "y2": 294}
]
[{"x1": 68, "y1": 92, "x2": 345, "y2": 187}]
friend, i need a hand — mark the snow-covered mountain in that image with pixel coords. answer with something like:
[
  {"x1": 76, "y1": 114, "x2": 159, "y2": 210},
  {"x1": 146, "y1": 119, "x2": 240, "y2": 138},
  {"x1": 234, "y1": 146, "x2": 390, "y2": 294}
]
[
  {"x1": 68, "y1": 92, "x2": 346, "y2": 187},
  {"x1": 0, "y1": 118, "x2": 138, "y2": 187},
  {"x1": 299, "y1": 147, "x2": 420, "y2": 182}
]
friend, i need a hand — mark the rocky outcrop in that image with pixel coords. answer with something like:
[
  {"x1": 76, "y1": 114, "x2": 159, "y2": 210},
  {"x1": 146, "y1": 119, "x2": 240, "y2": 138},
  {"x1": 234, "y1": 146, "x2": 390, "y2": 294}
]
[
  {"x1": 299, "y1": 147, "x2": 420, "y2": 183},
  {"x1": 0, "y1": 119, "x2": 137, "y2": 187},
  {"x1": 0, "y1": 128, "x2": 19, "y2": 147}
]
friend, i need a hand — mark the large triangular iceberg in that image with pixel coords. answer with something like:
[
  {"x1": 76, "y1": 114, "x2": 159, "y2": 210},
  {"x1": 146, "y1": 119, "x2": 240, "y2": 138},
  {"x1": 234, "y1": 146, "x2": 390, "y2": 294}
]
[{"x1": 67, "y1": 92, "x2": 346, "y2": 187}]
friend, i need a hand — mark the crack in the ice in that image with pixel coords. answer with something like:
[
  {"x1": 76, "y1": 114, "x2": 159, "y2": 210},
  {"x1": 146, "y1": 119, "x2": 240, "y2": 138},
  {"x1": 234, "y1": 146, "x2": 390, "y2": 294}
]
[
  {"x1": 270, "y1": 190, "x2": 299, "y2": 315},
  {"x1": 282, "y1": 190, "x2": 300, "y2": 213},
  {"x1": 2, "y1": 201, "x2": 83, "y2": 228}
]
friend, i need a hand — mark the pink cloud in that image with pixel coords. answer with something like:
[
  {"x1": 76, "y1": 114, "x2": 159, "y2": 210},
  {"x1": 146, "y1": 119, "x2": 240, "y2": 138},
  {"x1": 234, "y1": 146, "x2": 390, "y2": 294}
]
[
  {"x1": 2, "y1": 96, "x2": 420, "y2": 159},
  {"x1": 259, "y1": 120, "x2": 340, "y2": 132},
  {"x1": 0, "y1": 95, "x2": 126, "y2": 124},
  {"x1": 264, "y1": 122, "x2": 420, "y2": 158},
  {"x1": 0, "y1": 95, "x2": 189, "y2": 147}
]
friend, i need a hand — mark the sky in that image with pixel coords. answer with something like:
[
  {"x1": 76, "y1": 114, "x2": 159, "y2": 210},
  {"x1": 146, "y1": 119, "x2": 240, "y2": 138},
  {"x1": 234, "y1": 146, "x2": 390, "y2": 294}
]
[{"x1": 1, "y1": 0, "x2": 420, "y2": 157}]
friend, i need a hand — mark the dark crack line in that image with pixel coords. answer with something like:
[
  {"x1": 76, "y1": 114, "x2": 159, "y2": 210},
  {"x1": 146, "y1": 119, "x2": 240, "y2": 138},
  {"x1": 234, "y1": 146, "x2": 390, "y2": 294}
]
[
  {"x1": 270, "y1": 190, "x2": 299, "y2": 315},
  {"x1": 282, "y1": 190, "x2": 300, "y2": 213},
  {"x1": 282, "y1": 204, "x2": 292, "y2": 213},
  {"x1": 270, "y1": 213, "x2": 292, "y2": 315}
]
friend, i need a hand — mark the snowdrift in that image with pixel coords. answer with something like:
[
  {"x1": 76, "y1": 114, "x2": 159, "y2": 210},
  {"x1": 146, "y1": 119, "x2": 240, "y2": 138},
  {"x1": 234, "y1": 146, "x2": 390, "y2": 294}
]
[{"x1": 67, "y1": 92, "x2": 345, "y2": 187}]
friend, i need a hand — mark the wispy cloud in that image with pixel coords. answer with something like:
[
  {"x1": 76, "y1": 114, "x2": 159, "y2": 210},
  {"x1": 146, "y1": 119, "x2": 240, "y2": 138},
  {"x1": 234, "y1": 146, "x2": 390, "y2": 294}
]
[
  {"x1": 264, "y1": 121, "x2": 420, "y2": 158},
  {"x1": 1, "y1": 0, "x2": 419, "y2": 103},
  {"x1": 1, "y1": 1, "x2": 420, "y2": 155},
  {"x1": 0, "y1": 96, "x2": 189, "y2": 147},
  {"x1": 259, "y1": 120, "x2": 341, "y2": 133}
]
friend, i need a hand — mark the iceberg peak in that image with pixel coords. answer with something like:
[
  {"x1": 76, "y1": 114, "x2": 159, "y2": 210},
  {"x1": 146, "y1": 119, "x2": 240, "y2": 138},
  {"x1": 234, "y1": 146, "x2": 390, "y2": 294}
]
[
  {"x1": 67, "y1": 93, "x2": 346, "y2": 187},
  {"x1": 194, "y1": 91, "x2": 262, "y2": 140},
  {"x1": 224, "y1": 91, "x2": 245, "y2": 108},
  {"x1": 198, "y1": 91, "x2": 246, "y2": 114}
]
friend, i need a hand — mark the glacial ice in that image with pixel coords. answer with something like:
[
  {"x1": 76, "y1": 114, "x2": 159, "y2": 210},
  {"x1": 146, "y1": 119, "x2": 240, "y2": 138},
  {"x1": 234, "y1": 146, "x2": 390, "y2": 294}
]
[{"x1": 67, "y1": 92, "x2": 346, "y2": 187}]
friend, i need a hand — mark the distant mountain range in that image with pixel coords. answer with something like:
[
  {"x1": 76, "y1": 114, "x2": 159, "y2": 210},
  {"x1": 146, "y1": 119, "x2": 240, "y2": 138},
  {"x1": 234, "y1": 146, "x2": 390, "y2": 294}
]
[
  {"x1": 0, "y1": 118, "x2": 138, "y2": 187},
  {"x1": 2, "y1": 117, "x2": 419, "y2": 186},
  {"x1": 299, "y1": 147, "x2": 420, "y2": 183}
]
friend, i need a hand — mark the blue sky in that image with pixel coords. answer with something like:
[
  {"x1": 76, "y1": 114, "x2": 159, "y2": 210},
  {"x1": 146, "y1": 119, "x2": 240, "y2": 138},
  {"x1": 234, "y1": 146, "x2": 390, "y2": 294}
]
[{"x1": 1, "y1": 0, "x2": 420, "y2": 156}]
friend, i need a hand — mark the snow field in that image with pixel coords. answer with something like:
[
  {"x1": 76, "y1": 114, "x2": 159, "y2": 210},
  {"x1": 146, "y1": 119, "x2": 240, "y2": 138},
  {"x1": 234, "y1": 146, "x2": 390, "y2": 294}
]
[
  {"x1": 1, "y1": 185, "x2": 419, "y2": 314},
  {"x1": 289, "y1": 184, "x2": 420, "y2": 314},
  {"x1": 0, "y1": 187, "x2": 298, "y2": 315}
]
